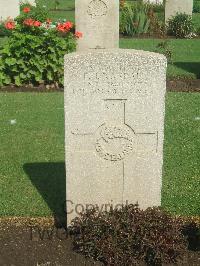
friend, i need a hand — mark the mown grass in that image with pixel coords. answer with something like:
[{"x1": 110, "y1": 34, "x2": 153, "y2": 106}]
[
  {"x1": 0, "y1": 1, "x2": 199, "y2": 219},
  {"x1": 162, "y1": 92, "x2": 200, "y2": 216},
  {"x1": 0, "y1": 93, "x2": 65, "y2": 217},
  {"x1": 0, "y1": 92, "x2": 199, "y2": 218},
  {"x1": 40, "y1": 0, "x2": 75, "y2": 22},
  {"x1": 120, "y1": 39, "x2": 200, "y2": 79}
]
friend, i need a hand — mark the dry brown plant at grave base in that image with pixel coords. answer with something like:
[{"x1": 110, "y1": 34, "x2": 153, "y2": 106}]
[
  {"x1": 148, "y1": 8, "x2": 166, "y2": 38},
  {"x1": 120, "y1": 0, "x2": 126, "y2": 9},
  {"x1": 69, "y1": 205, "x2": 191, "y2": 265}
]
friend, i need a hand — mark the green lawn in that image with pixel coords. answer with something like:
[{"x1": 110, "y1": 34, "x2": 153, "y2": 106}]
[
  {"x1": 192, "y1": 13, "x2": 200, "y2": 30},
  {"x1": 0, "y1": 93, "x2": 65, "y2": 217},
  {"x1": 40, "y1": 0, "x2": 75, "y2": 22},
  {"x1": 0, "y1": 1, "x2": 199, "y2": 219},
  {"x1": 40, "y1": 0, "x2": 75, "y2": 10},
  {"x1": 0, "y1": 93, "x2": 199, "y2": 218},
  {"x1": 120, "y1": 39, "x2": 200, "y2": 79}
]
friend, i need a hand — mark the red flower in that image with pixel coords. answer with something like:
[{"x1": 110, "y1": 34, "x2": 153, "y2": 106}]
[
  {"x1": 33, "y1": 20, "x2": 41, "y2": 27},
  {"x1": 64, "y1": 21, "x2": 73, "y2": 30},
  {"x1": 56, "y1": 21, "x2": 73, "y2": 33},
  {"x1": 5, "y1": 21, "x2": 15, "y2": 30},
  {"x1": 75, "y1": 31, "x2": 83, "y2": 38},
  {"x1": 23, "y1": 18, "x2": 34, "y2": 26},
  {"x1": 56, "y1": 23, "x2": 65, "y2": 32},
  {"x1": 23, "y1": 18, "x2": 41, "y2": 27},
  {"x1": 23, "y1": 6, "x2": 31, "y2": 13}
]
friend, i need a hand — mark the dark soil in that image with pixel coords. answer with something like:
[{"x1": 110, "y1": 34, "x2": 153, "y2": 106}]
[
  {"x1": 0, "y1": 219, "x2": 200, "y2": 266},
  {"x1": 0, "y1": 79, "x2": 200, "y2": 93},
  {"x1": 167, "y1": 79, "x2": 200, "y2": 93},
  {"x1": 119, "y1": 33, "x2": 200, "y2": 39},
  {"x1": 0, "y1": 84, "x2": 64, "y2": 93},
  {"x1": 0, "y1": 221, "x2": 102, "y2": 266}
]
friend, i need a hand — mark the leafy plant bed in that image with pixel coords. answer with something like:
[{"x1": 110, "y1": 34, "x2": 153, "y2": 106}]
[
  {"x1": 69, "y1": 206, "x2": 200, "y2": 265},
  {"x1": 1, "y1": 79, "x2": 200, "y2": 93},
  {"x1": 0, "y1": 3, "x2": 81, "y2": 87},
  {"x1": 0, "y1": 216, "x2": 199, "y2": 266}
]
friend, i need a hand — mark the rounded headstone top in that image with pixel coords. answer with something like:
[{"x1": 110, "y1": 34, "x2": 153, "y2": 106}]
[{"x1": 65, "y1": 49, "x2": 167, "y2": 67}]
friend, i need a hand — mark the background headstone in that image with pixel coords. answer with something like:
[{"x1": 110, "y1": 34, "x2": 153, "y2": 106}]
[
  {"x1": 64, "y1": 49, "x2": 167, "y2": 224},
  {"x1": 165, "y1": 0, "x2": 193, "y2": 23},
  {"x1": 0, "y1": 0, "x2": 20, "y2": 21},
  {"x1": 75, "y1": 0, "x2": 119, "y2": 51}
]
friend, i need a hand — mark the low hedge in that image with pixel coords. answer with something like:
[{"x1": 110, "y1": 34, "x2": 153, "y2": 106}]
[{"x1": 69, "y1": 205, "x2": 200, "y2": 265}]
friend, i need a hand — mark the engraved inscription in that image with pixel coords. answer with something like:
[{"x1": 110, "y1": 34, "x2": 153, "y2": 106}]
[
  {"x1": 72, "y1": 70, "x2": 149, "y2": 96},
  {"x1": 87, "y1": 0, "x2": 108, "y2": 18},
  {"x1": 95, "y1": 125, "x2": 134, "y2": 161},
  {"x1": 86, "y1": 24, "x2": 115, "y2": 49}
]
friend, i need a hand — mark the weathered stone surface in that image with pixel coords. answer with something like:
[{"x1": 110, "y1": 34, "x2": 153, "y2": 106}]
[
  {"x1": 75, "y1": 0, "x2": 119, "y2": 51},
  {"x1": 165, "y1": 0, "x2": 193, "y2": 23},
  {"x1": 0, "y1": 0, "x2": 20, "y2": 20},
  {"x1": 64, "y1": 49, "x2": 167, "y2": 224}
]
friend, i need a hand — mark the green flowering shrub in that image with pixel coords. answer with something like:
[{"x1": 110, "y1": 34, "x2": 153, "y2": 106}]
[
  {"x1": 0, "y1": 23, "x2": 12, "y2": 37},
  {"x1": 0, "y1": 3, "x2": 81, "y2": 87},
  {"x1": 193, "y1": 0, "x2": 200, "y2": 13},
  {"x1": 18, "y1": 1, "x2": 50, "y2": 24},
  {"x1": 0, "y1": 32, "x2": 75, "y2": 86},
  {"x1": 120, "y1": 2, "x2": 150, "y2": 36},
  {"x1": 167, "y1": 13, "x2": 194, "y2": 38}
]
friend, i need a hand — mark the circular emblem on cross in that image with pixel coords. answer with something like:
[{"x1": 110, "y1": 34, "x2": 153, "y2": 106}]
[
  {"x1": 95, "y1": 124, "x2": 134, "y2": 161},
  {"x1": 87, "y1": 0, "x2": 108, "y2": 18}
]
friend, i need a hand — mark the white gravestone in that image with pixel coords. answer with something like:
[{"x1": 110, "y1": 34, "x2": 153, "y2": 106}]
[
  {"x1": 64, "y1": 49, "x2": 167, "y2": 224},
  {"x1": 75, "y1": 0, "x2": 119, "y2": 51},
  {"x1": 165, "y1": 0, "x2": 193, "y2": 23},
  {"x1": 0, "y1": 0, "x2": 20, "y2": 21}
]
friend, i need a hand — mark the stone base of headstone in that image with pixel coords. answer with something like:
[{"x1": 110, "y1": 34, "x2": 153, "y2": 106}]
[
  {"x1": 165, "y1": 0, "x2": 193, "y2": 23},
  {"x1": 64, "y1": 49, "x2": 167, "y2": 225}
]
